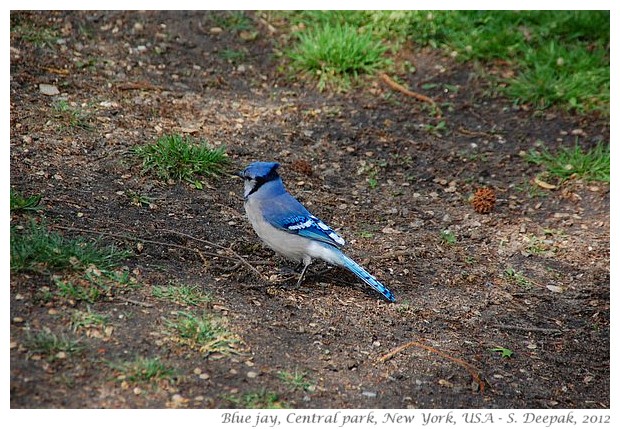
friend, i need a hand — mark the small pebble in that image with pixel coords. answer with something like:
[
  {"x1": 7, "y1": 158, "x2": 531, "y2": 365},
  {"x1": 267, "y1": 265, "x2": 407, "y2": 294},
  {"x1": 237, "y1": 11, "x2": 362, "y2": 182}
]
[{"x1": 39, "y1": 84, "x2": 59, "y2": 96}]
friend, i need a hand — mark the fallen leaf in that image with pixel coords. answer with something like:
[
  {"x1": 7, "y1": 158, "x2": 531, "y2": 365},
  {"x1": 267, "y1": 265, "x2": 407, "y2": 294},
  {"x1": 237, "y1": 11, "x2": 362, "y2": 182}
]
[{"x1": 534, "y1": 176, "x2": 557, "y2": 190}]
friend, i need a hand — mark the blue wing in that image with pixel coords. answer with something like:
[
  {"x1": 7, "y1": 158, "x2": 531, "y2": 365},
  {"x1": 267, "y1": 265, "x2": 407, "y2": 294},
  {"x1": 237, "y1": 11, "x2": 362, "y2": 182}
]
[{"x1": 262, "y1": 192, "x2": 345, "y2": 248}]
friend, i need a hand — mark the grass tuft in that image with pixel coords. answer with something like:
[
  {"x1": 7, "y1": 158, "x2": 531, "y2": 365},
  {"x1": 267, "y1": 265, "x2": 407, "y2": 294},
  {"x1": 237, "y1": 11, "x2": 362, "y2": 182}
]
[
  {"x1": 504, "y1": 267, "x2": 531, "y2": 288},
  {"x1": 222, "y1": 389, "x2": 286, "y2": 409},
  {"x1": 277, "y1": 369, "x2": 315, "y2": 392},
  {"x1": 152, "y1": 283, "x2": 211, "y2": 306},
  {"x1": 52, "y1": 100, "x2": 93, "y2": 131},
  {"x1": 279, "y1": 10, "x2": 609, "y2": 113},
  {"x1": 165, "y1": 311, "x2": 239, "y2": 355},
  {"x1": 10, "y1": 190, "x2": 42, "y2": 212},
  {"x1": 407, "y1": 10, "x2": 609, "y2": 114},
  {"x1": 10, "y1": 220, "x2": 131, "y2": 274},
  {"x1": 11, "y1": 14, "x2": 59, "y2": 48},
  {"x1": 289, "y1": 24, "x2": 388, "y2": 91},
  {"x1": 108, "y1": 357, "x2": 175, "y2": 383},
  {"x1": 70, "y1": 307, "x2": 109, "y2": 332},
  {"x1": 134, "y1": 134, "x2": 228, "y2": 188},
  {"x1": 24, "y1": 328, "x2": 83, "y2": 360},
  {"x1": 210, "y1": 11, "x2": 253, "y2": 32},
  {"x1": 526, "y1": 140, "x2": 609, "y2": 182},
  {"x1": 440, "y1": 229, "x2": 457, "y2": 245}
]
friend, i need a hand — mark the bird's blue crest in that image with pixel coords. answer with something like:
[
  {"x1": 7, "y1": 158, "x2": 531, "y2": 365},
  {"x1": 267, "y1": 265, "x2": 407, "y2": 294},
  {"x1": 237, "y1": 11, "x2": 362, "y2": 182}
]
[{"x1": 242, "y1": 161, "x2": 280, "y2": 179}]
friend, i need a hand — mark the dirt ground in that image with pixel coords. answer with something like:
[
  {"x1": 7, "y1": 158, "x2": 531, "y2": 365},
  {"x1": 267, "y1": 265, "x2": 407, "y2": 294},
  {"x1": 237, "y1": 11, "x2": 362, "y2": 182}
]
[{"x1": 10, "y1": 11, "x2": 609, "y2": 409}]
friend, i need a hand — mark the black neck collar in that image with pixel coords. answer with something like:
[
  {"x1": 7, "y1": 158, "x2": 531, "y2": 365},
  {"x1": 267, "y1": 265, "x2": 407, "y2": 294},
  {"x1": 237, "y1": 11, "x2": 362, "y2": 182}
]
[{"x1": 247, "y1": 168, "x2": 280, "y2": 198}]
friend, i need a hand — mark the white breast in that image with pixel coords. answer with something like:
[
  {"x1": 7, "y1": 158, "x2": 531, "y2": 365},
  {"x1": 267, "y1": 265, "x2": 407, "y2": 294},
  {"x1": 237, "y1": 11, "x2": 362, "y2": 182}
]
[
  {"x1": 244, "y1": 197, "x2": 343, "y2": 267},
  {"x1": 244, "y1": 197, "x2": 310, "y2": 263}
]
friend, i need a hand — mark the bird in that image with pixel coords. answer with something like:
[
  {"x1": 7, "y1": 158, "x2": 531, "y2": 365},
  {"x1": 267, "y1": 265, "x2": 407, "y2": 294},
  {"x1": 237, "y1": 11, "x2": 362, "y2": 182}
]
[{"x1": 238, "y1": 161, "x2": 395, "y2": 302}]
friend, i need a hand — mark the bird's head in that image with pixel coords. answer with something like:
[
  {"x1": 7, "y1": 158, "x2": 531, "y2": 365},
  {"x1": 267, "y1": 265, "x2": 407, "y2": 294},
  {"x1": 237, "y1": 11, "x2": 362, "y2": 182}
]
[{"x1": 238, "y1": 161, "x2": 281, "y2": 199}]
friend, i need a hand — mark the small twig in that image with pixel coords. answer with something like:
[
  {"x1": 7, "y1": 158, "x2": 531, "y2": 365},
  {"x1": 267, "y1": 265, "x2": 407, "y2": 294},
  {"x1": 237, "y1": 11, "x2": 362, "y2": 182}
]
[
  {"x1": 115, "y1": 296, "x2": 154, "y2": 307},
  {"x1": 53, "y1": 225, "x2": 222, "y2": 258},
  {"x1": 493, "y1": 324, "x2": 562, "y2": 334},
  {"x1": 52, "y1": 225, "x2": 263, "y2": 278},
  {"x1": 116, "y1": 81, "x2": 161, "y2": 91},
  {"x1": 456, "y1": 126, "x2": 497, "y2": 138},
  {"x1": 159, "y1": 228, "x2": 265, "y2": 279},
  {"x1": 379, "y1": 73, "x2": 442, "y2": 117},
  {"x1": 215, "y1": 261, "x2": 242, "y2": 272},
  {"x1": 378, "y1": 340, "x2": 485, "y2": 393}
]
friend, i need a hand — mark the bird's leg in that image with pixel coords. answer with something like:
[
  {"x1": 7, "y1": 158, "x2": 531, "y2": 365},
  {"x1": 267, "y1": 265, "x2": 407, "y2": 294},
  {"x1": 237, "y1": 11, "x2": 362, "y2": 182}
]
[{"x1": 296, "y1": 261, "x2": 311, "y2": 287}]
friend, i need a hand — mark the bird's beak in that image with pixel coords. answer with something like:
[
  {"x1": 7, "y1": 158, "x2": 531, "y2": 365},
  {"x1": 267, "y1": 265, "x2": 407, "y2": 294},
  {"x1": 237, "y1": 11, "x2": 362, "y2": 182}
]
[{"x1": 234, "y1": 171, "x2": 244, "y2": 179}]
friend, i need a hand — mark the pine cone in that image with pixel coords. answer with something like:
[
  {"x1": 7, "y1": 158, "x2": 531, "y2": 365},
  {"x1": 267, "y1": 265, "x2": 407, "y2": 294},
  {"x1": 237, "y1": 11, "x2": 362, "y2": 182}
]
[{"x1": 472, "y1": 187, "x2": 496, "y2": 214}]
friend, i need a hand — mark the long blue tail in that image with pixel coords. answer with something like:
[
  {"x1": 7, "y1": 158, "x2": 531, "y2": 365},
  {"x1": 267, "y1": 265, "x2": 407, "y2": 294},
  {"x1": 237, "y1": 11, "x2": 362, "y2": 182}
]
[{"x1": 340, "y1": 253, "x2": 396, "y2": 302}]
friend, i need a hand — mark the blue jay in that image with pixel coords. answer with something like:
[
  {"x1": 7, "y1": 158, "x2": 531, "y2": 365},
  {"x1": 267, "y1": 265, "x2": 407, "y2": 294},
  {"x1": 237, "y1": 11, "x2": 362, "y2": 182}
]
[{"x1": 239, "y1": 161, "x2": 395, "y2": 302}]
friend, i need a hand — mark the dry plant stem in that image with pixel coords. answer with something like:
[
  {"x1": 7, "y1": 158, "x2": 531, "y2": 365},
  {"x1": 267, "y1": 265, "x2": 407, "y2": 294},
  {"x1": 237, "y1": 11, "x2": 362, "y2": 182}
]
[
  {"x1": 379, "y1": 73, "x2": 442, "y2": 117},
  {"x1": 116, "y1": 296, "x2": 154, "y2": 307},
  {"x1": 159, "y1": 228, "x2": 265, "y2": 279},
  {"x1": 52, "y1": 225, "x2": 263, "y2": 278},
  {"x1": 53, "y1": 225, "x2": 222, "y2": 258},
  {"x1": 378, "y1": 340, "x2": 485, "y2": 393},
  {"x1": 494, "y1": 324, "x2": 562, "y2": 334},
  {"x1": 116, "y1": 81, "x2": 160, "y2": 91}
]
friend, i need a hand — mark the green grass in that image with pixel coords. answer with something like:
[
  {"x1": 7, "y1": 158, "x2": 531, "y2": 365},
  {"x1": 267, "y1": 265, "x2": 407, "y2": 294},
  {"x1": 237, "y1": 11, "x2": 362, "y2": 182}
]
[
  {"x1": 134, "y1": 134, "x2": 228, "y2": 188},
  {"x1": 491, "y1": 347, "x2": 514, "y2": 358},
  {"x1": 210, "y1": 11, "x2": 253, "y2": 32},
  {"x1": 152, "y1": 283, "x2": 211, "y2": 306},
  {"x1": 219, "y1": 48, "x2": 247, "y2": 63},
  {"x1": 165, "y1": 311, "x2": 238, "y2": 355},
  {"x1": 515, "y1": 179, "x2": 549, "y2": 198},
  {"x1": 279, "y1": 11, "x2": 609, "y2": 113},
  {"x1": 277, "y1": 370, "x2": 315, "y2": 392},
  {"x1": 10, "y1": 190, "x2": 42, "y2": 212},
  {"x1": 423, "y1": 120, "x2": 447, "y2": 137},
  {"x1": 70, "y1": 308, "x2": 109, "y2": 331},
  {"x1": 55, "y1": 277, "x2": 103, "y2": 302},
  {"x1": 126, "y1": 190, "x2": 153, "y2": 207},
  {"x1": 288, "y1": 23, "x2": 389, "y2": 91},
  {"x1": 440, "y1": 229, "x2": 457, "y2": 245},
  {"x1": 222, "y1": 389, "x2": 286, "y2": 408},
  {"x1": 11, "y1": 13, "x2": 59, "y2": 48},
  {"x1": 10, "y1": 220, "x2": 131, "y2": 274},
  {"x1": 108, "y1": 357, "x2": 175, "y2": 383},
  {"x1": 407, "y1": 11, "x2": 609, "y2": 114},
  {"x1": 278, "y1": 10, "x2": 412, "y2": 41},
  {"x1": 504, "y1": 267, "x2": 531, "y2": 287},
  {"x1": 506, "y1": 41, "x2": 609, "y2": 112},
  {"x1": 54, "y1": 267, "x2": 132, "y2": 303},
  {"x1": 24, "y1": 328, "x2": 83, "y2": 360},
  {"x1": 525, "y1": 140, "x2": 609, "y2": 183},
  {"x1": 52, "y1": 100, "x2": 92, "y2": 130}
]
